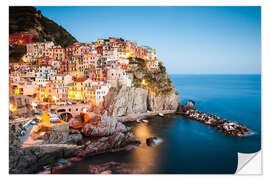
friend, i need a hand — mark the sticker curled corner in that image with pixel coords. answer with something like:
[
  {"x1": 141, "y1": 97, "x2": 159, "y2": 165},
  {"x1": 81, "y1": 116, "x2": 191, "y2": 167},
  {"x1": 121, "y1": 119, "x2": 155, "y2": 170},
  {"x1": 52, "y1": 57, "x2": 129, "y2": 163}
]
[{"x1": 235, "y1": 150, "x2": 262, "y2": 175}]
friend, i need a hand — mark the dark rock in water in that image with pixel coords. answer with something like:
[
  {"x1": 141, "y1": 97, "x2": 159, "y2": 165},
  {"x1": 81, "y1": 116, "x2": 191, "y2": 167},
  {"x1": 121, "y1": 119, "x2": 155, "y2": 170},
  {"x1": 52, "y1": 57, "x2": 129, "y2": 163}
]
[
  {"x1": 146, "y1": 137, "x2": 162, "y2": 146},
  {"x1": 183, "y1": 100, "x2": 196, "y2": 112}
]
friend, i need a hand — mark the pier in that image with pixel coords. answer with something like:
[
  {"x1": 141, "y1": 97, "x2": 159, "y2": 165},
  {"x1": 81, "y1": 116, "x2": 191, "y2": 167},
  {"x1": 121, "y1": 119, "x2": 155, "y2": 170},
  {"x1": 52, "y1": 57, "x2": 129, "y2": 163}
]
[{"x1": 183, "y1": 109, "x2": 250, "y2": 136}]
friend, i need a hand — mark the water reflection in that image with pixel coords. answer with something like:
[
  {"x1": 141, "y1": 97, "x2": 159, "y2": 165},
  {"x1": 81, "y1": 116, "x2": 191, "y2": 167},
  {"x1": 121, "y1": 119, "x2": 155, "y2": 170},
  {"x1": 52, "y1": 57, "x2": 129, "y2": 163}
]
[
  {"x1": 129, "y1": 123, "x2": 158, "y2": 173},
  {"x1": 53, "y1": 114, "x2": 259, "y2": 174}
]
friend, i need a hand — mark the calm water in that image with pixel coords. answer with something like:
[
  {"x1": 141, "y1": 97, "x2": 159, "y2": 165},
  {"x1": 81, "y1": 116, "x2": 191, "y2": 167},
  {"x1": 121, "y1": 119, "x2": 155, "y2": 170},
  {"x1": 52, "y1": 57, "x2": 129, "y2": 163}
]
[{"x1": 55, "y1": 75, "x2": 261, "y2": 174}]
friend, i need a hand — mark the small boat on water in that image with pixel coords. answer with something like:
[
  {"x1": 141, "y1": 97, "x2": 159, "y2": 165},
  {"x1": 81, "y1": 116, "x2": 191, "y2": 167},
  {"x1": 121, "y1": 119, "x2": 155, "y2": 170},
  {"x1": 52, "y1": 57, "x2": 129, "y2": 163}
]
[{"x1": 158, "y1": 113, "x2": 164, "y2": 117}]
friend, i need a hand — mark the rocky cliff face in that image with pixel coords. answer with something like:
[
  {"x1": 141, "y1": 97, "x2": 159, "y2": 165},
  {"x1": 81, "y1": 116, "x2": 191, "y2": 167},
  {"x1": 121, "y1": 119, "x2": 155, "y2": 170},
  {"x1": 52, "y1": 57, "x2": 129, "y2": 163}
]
[
  {"x1": 104, "y1": 86, "x2": 148, "y2": 116},
  {"x1": 104, "y1": 58, "x2": 180, "y2": 117}
]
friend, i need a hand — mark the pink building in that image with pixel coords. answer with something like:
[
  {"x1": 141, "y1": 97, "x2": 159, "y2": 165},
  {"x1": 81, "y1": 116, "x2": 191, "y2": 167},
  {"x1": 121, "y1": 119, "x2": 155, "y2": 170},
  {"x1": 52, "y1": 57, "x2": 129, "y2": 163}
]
[{"x1": 53, "y1": 46, "x2": 65, "y2": 61}]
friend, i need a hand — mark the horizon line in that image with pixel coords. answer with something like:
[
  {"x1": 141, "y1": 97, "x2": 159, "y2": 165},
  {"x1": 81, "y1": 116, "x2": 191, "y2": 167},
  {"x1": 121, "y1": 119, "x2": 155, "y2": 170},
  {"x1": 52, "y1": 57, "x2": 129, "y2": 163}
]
[{"x1": 168, "y1": 73, "x2": 261, "y2": 75}]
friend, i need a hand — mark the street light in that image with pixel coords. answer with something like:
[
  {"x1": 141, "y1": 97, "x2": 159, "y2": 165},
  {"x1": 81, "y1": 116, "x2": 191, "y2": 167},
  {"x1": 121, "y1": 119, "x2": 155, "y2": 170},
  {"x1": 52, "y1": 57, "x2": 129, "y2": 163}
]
[{"x1": 141, "y1": 79, "x2": 148, "y2": 87}]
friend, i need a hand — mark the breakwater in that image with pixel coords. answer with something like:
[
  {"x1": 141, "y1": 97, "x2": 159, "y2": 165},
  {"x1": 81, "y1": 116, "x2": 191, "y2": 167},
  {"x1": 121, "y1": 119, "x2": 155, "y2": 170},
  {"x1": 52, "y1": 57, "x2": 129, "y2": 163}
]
[{"x1": 180, "y1": 100, "x2": 250, "y2": 136}]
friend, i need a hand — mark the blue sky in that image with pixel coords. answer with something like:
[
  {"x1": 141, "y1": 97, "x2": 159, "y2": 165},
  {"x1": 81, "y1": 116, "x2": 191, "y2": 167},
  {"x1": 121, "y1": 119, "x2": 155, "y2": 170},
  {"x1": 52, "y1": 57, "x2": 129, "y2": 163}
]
[{"x1": 36, "y1": 6, "x2": 261, "y2": 74}]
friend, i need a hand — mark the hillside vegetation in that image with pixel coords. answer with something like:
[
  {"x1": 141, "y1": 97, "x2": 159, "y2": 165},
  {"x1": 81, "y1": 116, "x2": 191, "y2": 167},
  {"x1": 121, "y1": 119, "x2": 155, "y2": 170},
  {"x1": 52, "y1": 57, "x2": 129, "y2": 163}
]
[
  {"x1": 128, "y1": 58, "x2": 173, "y2": 95},
  {"x1": 9, "y1": 6, "x2": 77, "y2": 48}
]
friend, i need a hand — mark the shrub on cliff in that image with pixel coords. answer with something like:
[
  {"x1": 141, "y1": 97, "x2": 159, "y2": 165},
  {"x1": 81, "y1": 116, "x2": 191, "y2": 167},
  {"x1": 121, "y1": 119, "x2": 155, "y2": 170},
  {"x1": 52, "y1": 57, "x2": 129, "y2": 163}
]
[{"x1": 159, "y1": 61, "x2": 166, "y2": 74}]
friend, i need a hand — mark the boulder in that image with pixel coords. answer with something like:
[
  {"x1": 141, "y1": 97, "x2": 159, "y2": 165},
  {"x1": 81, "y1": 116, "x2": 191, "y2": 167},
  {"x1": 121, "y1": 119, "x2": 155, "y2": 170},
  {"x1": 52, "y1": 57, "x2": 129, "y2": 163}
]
[
  {"x1": 183, "y1": 100, "x2": 196, "y2": 112},
  {"x1": 83, "y1": 112, "x2": 100, "y2": 123},
  {"x1": 81, "y1": 113, "x2": 128, "y2": 137},
  {"x1": 69, "y1": 117, "x2": 84, "y2": 129},
  {"x1": 80, "y1": 131, "x2": 140, "y2": 157},
  {"x1": 146, "y1": 136, "x2": 162, "y2": 146}
]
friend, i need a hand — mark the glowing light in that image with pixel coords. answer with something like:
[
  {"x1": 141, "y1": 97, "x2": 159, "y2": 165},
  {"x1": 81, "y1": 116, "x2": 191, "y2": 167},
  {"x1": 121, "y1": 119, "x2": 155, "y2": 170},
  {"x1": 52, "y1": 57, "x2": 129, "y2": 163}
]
[
  {"x1": 52, "y1": 96, "x2": 57, "y2": 101},
  {"x1": 141, "y1": 79, "x2": 148, "y2": 86},
  {"x1": 14, "y1": 88, "x2": 20, "y2": 95},
  {"x1": 32, "y1": 102, "x2": 37, "y2": 107},
  {"x1": 126, "y1": 52, "x2": 132, "y2": 58},
  {"x1": 21, "y1": 56, "x2": 27, "y2": 63},
  {"x1": 9, "y1": 104, "x2": 17, "y2": 112}
]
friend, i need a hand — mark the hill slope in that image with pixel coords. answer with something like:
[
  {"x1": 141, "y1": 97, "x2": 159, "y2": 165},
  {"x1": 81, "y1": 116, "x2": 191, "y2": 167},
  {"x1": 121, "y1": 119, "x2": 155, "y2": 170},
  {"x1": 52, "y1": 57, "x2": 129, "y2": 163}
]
[{"x1": 9, "y1": 6, "x2": 77, "y2": 48}]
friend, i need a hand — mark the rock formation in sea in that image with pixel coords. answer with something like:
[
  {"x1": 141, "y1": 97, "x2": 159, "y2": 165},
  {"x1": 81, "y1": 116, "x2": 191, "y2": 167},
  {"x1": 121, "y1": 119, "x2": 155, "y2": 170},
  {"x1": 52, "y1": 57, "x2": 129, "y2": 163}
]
[
  {"x1": 103, "y1": 58, "x2": 181, "y2": 118},
  {"x1": 72, "y1": 112, "x2": 141, "y2": 157}
]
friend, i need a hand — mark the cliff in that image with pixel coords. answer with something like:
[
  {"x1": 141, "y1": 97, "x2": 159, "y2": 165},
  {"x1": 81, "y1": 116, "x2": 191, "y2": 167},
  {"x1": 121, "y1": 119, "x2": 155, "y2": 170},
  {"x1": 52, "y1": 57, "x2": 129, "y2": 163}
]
[
  {"x1": 9, "y1": 6, "x2": 77, "y2": 48},
  {"x1": 104, "y1": 58, "x2": 180, "y2": 118}
]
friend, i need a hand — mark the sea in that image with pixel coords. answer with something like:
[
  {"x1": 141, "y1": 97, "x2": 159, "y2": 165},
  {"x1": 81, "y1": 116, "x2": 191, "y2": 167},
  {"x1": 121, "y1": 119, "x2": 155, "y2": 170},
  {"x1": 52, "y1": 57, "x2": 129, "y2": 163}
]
[{"x1": 54, "y1": 74, "x2": 261, "y2": 174}]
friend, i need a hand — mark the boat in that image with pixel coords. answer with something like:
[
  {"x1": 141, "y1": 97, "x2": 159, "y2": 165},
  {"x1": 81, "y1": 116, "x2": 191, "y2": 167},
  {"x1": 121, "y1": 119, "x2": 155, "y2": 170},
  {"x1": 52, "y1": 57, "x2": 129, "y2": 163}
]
[{"x1": 158, "y1": 113, "x2": 164, "y2": 117}]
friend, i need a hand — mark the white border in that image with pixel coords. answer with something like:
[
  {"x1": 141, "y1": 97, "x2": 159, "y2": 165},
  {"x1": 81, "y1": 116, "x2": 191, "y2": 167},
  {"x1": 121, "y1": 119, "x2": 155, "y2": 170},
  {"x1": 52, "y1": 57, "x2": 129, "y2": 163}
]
[
  {"x1": 1, "y1": 0, "x2": 268, "y2": 180},
  {"x1": 7, "y1": 0, "x2": 265, "y2": 6}
]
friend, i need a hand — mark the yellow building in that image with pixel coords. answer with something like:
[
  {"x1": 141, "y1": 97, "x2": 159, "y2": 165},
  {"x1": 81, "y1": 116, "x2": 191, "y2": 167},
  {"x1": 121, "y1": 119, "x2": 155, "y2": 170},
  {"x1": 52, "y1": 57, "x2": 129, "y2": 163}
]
[
  {"x1": 68, "y1": 78, "x2": 88, "y2": 101},
  {"x1": 68, "y1": 78, "x2": 97, "y2": 105}
]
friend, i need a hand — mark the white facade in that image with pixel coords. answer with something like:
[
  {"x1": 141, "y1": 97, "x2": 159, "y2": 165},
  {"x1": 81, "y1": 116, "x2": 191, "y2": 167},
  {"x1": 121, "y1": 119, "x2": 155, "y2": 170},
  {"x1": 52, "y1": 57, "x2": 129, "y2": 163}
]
[
  {"x1": 21, "y1": 81, "x2": 37, "y2": 96},
  {"x1": 95, "y1": 85, "x2": 110, "y2": 105},
  {"x1": 107, "y1": 68, "x2": 131, "y2": 87},
  {"x1": 35, "y1": 77, "x2": 48, "y2": 87}
]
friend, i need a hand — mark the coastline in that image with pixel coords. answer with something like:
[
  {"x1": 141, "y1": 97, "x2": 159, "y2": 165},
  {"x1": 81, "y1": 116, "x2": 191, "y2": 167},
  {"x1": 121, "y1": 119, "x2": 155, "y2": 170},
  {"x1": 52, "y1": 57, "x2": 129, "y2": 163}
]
[
  {"x1": 9, "y1": 104, "x2": 252, "y2": 174},
  {"x1": 114, "y1": 110, "x2": 177, "y2": 122}
]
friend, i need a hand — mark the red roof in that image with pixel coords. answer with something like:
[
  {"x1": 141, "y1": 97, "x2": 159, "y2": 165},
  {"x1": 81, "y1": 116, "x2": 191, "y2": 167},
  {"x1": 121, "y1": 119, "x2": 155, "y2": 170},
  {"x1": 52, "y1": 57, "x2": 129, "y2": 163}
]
[{"x1": 74, "y1": 78, "x2": 88, "y2": 83}]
